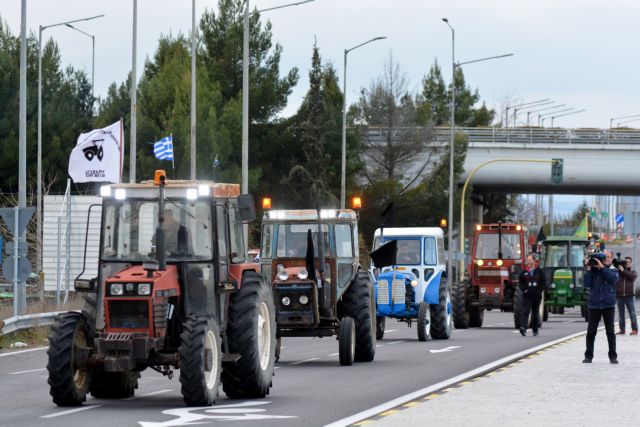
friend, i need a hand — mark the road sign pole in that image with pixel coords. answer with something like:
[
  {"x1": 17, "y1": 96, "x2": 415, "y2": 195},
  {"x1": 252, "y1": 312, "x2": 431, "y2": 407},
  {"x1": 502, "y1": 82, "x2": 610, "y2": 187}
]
[{"x1": 13, "y1": 206, "x2": 21, "y2": 316}]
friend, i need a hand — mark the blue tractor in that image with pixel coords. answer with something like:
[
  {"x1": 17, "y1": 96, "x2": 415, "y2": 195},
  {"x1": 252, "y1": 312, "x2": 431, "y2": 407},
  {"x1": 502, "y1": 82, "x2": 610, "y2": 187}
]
[{"x1": 371, "y1": 228, "x2": 452, "y2": 341}]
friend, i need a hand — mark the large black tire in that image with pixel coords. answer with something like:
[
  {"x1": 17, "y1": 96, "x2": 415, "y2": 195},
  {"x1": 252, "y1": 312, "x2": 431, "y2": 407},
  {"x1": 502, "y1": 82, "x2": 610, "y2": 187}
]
[
  {"x1": 341, "y1": 271, "x2": 376, "y2": 362},
  {"x1": 452, "y1": 281, "x2": 470, "y2": 329},
  {"x1": 179, "y1": 314, "x2": 222, "y2": 406},
  {"x1": 90, "y1": 370, "x2": 139, "y2": 399},
  {"x1": 469, "y1": 307, "x2": 484, "y2": 327},
  {"x1": 222, "y1": 272, "x2": 276, "y2": 399},
  {"x1": 417, "y1": 302, "x2": 431, "y2": 341},
  {"x1": 47, "y1": 312, "x2": 92, "y2": 406},
  {"x1": 376, "y1": 317, "x2": 385, "y2": 340},
  {"x1": 514, "y1": 289, "x2": 524, "y2": 329},
  {"x1": 430, "y1": 284, "x2": 452, "y2": 339},
  {"x1": 339, "y1": 316, "x2": 356, "y2": 366}
]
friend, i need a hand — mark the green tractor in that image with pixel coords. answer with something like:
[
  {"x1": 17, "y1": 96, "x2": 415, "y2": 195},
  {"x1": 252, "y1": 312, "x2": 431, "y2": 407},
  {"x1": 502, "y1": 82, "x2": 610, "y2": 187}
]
[{"x1": 539, "y1": 236, "x2": 589, "y2": 321}]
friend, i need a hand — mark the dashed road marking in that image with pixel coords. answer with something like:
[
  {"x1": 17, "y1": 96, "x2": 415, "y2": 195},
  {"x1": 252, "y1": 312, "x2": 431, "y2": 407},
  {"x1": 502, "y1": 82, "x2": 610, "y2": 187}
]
[
  {"x1": 40, "y1": 405, "x2": 102, "y2": 418},
  {"x1": 328, "y1": 352, "x2": 339, "y2": 356},
  {"x1": 387, "y1": 340, "x2": 404, "y2": 345},
  {"x1": 123, "y1": 389, "x2": 173, "y2": 400},
  {"x1": 290, "y1": 357, "x2": 319, "y2": 365},
  {"x1": 0, "y1": 347, "x2": 47, "y2": 357},
  {"x1": 9, "y1": 368, "x2": 46, "y2": 375}
]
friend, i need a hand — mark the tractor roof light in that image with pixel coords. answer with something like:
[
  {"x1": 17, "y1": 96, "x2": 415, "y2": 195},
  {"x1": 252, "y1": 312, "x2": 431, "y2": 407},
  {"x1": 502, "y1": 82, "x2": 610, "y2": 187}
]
[
  {"x1": 154, "y1": 170, "x2": 167, "y2": 186},
  {"x1": 198, "y1": 184, "x2": 210, "y2": 197},
  {"x1": 351, "y1": 197, "x2": 362, "y2": 210},
  {"x1": 114, "y1": 188, "x2": 127, "y2": 200},
  {"x1": 100, "y1": 185, "x2": 111, "y2": 197},
  {"x1": 262, "y1": 197, "x2": 272, "y2": 209},
  {"x1": 186, "y1": 188, "x2": 198, "y2": 200}
]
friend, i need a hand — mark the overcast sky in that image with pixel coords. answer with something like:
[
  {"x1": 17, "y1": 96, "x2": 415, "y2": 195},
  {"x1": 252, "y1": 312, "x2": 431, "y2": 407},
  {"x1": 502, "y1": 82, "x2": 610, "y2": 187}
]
[{"x1": 6, "y1": 0, "x2": 635, "y2": 213}]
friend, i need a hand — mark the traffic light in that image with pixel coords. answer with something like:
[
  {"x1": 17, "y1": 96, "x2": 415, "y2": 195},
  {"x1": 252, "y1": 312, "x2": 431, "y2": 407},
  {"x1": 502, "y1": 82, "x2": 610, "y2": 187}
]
[
  {"x1": 439, "y1": 218, "x2": 447, "y2": 229},
  {"x1": 551, "y1": 158, "x2": 563, "y2": 184}
]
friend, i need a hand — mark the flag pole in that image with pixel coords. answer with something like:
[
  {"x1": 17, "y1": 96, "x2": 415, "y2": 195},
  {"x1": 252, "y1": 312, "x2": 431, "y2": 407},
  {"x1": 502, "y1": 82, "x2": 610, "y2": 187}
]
[
  {"x1": 170, "y1": 133, "x2": 175, "y2": 172},
  {"x1": 119, "y1": 117, "x2": 124, "y2": 183}
]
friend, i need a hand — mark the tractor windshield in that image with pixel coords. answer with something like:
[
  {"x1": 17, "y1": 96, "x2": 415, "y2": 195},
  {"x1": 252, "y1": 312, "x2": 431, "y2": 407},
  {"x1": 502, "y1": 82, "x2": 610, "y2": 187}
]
[
  {"x1": 275, "y1": 223, "x2": 330, "y2": 258},
  {"x1": 474, "y1": 233, "x2": 521, "y2": 260},
  {"x1": 101, "y1": 199, "x2": 213, "y2": 262},
  {"x1": 541, "y1": 242, "x2": 586, "y2": 268}
]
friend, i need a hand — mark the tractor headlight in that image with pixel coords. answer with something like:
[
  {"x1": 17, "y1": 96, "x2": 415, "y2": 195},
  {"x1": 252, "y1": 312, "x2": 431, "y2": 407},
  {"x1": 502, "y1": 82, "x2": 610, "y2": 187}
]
[
  {"x1": 477, "y1": 259, "x2": 484, "y2": 266},
  {"x1": 138, "y1": 283, "x2": 152, "y2": 295},
  {"x1": 569, "y1": 283, "x2": 575, "y2": 289},
  {"x1": 298, "y1": 269, "x2": 309, "y2": 280},
  {"x1": 480, "y1": 287, "x2": 486, "y2": 294},
  {"x1": 282, "y1": 296, "x2": 291, "y2": 306},
  {"x1": 410, "y1": 279, "x2": 418, "y2": 287},
  {"x1": 299, "y1": 295, "x2": 309, "y2": 305},
  {"x1": 110, "y1": 283, "x2": 124, "y2": 296},
  {"x1": 278, "y1": 270, "x2": 289, "y2": 281},
  {"x1": 550, "y1": 283, "x2": 556, "y2": 289},
  {"x1": 496, "y1": 259, "x2": 504, "y2": 267}
]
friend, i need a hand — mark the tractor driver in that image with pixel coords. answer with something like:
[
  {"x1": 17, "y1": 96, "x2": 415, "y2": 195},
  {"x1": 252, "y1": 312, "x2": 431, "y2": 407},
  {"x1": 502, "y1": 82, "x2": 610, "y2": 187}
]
[{"x1": 154, "y1": 208, "x2": 193, "y2": 256}]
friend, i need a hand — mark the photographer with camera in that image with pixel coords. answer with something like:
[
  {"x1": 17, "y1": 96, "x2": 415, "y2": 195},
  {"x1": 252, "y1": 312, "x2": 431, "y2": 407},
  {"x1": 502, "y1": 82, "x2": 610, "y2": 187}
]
[
  {"x1": 614, "y1": 255, "x2": 637, "y2": 335},
  {"x1": 583, "y1": 250, "x2": 619, "y2": 364}
]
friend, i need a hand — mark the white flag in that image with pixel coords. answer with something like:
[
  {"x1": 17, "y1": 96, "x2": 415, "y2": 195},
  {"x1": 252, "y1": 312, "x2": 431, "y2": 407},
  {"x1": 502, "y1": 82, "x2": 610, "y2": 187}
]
[{"x1": 68, "y1": 120, "x2": 125, "y2": 183}]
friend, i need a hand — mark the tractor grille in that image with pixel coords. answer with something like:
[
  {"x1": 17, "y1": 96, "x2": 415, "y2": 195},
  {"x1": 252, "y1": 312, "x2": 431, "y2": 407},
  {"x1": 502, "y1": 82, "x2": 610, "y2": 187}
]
[
  {"x1": 377, "y1": 278, "x2": 407, "y2": 305},
  {"x1": 108, "y1": 300, "x2": 149, "y2": 329}
]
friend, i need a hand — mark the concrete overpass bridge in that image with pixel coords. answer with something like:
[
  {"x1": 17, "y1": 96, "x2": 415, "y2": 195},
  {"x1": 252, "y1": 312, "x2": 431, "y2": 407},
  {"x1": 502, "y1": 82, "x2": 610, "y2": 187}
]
[{"x1": 361, "y1": 126, "x2": 640, "y2": 196}]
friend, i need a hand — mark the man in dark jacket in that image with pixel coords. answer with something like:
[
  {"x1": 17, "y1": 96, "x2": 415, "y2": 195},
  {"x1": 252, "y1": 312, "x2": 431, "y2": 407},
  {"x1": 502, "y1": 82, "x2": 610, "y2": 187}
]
[
  {"x1": 583, "y1": 250, "x2": 619, "y2": 364},
  {"x1": 519, "y1": 254, "x2": 546, "y2": 336},
  {"x1": 615, "y1": 256, "x2": 637, "y2": 335}
]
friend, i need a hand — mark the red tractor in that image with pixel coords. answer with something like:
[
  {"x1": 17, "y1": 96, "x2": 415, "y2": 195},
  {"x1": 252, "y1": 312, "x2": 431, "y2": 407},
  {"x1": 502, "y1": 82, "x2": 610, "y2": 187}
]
[
  {"x1": 47, "y1": 171, "x2": 276, "y2": 407},
  {"x1": 452, "y1": 222, "x2": 539, "y2": 329}
]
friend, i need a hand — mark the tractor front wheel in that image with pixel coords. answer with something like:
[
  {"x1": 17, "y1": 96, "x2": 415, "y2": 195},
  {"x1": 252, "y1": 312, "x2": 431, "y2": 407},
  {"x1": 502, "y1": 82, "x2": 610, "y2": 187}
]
[
  {"x1": 47, "y1": 313, "x2": 92, "y2": 406},
  {"x1": 222, "y1": 272, "x2": 276, "y2": 398},
  {"x1": 417, "y1": 302, "x2": 431, "y2": 341},
  {"x1": 339, "y1": 316, "x2": 356, "y2": 366},
  {"x1": 430, "y1": 284, "x2": 452, "y2": 339},
  {"x1": 179, "y1": 314, "x2": 222, "y2": 406}
]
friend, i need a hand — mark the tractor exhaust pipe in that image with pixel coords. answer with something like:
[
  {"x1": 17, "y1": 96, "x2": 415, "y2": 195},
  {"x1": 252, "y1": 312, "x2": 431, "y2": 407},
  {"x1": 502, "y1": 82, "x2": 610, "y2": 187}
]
[{"x1": 156, "y1": 172, "x2": 167, "y2": 271}]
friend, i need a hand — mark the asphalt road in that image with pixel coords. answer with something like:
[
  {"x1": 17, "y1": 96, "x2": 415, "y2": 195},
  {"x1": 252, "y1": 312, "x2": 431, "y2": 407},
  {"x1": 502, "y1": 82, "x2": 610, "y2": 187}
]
[{"x1": 0, "y1": 309, "x2": 589, "y2": 427}]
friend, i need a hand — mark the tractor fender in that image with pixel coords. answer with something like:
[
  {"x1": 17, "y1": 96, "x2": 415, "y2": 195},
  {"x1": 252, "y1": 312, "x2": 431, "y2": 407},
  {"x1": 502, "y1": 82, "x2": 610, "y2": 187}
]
[{"x1": 422, "y1": 271, "x2": 442, "y2": 305}]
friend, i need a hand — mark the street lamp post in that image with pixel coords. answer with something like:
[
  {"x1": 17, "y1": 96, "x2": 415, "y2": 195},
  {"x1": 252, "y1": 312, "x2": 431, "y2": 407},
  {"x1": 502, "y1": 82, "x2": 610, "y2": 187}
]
[
  {"x1": 130, "y1": 0, "x2": 137, "y2": 183},
  {"x1": 610, "y1": 114, "x2": 640, "y2": 130},
  {"x1": 241, "y1": 0, "x2": 314, "y2": 249},
  {"x1": 550, "y1": 108, "x2": 585, "y2": 128},
  {"x1": 340, "y1": 36, "x2": 386, "y2": 209},
  {"x1": 37, "y1": 14, "x2": 103, "y2": 274},
  {"x1": 538, "y1": 107, "x2": 574, "y2": 127},
  {"x1": 504, "y1": 99, "x2": 550, "y2": 128},
  {"x1": 442, "y1": 17, "x2": 513, "y2": 287},
  {"x1": 64, "y1": 24, "x2": 95, "y2": 102},
  {"x1": 191, "y1": 0, "x2": 196, "y2": 179},
  {"x1": 525, "y1": 103, "x2": 565, "y2": 126}
]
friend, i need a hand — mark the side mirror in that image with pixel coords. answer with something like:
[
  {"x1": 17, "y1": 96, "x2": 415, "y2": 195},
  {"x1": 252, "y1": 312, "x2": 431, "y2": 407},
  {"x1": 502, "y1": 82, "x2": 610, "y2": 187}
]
[
  {"x1": 74, "y1": 277, "x2": 97, "y2": 292},
  {"x1": 237, "y1": 194, "x2": 256, "y2": 223}
]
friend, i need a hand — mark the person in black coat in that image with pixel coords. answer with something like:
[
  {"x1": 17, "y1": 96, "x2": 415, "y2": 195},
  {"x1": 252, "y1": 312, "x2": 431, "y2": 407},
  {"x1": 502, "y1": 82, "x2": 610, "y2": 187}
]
[{"x1": 519, "y1": 254, "x2": 546, "y2": 336}]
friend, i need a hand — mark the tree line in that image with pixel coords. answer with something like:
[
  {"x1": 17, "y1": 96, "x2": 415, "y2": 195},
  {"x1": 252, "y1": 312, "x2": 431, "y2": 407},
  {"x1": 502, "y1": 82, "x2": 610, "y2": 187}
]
[{"x1": 0, "y1": 0, "x2": 502, "y2": 248}]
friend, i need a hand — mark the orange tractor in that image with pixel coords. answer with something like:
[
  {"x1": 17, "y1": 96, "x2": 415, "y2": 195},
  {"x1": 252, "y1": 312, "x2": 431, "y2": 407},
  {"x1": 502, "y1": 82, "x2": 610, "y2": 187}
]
[
  {"x1": 452, "y1": 223, "x2": 539, "y2": 329},
  {"x1": 47, "y1": 171, "x2": 276, "y2": 407}
]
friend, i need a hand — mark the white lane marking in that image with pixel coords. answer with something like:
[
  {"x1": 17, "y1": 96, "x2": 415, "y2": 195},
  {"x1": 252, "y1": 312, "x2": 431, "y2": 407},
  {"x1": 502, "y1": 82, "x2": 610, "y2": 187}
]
[
  {"x1": 328, "y1": 353, "x2": 339, "y2": 356},
  {"x1": 325, "y1": 329, "x2": 590, "y2": 427},
  {"x1": 40, "y1": 405, "x2": 102, "y2": 418},
  {"x1": 387, "y1": 340, "x2": 404, "y2": 345},
  {"x1": 429, "y1": 346, "x2": 461, "y2": 354},
  {"x1": 123, "y1": 389, "x2": 173, "y2": 400},
  {"x1": 385, "y1": 329, "x2": 398, "y2": 333},
  {"x1": 289, "y1": 357, "x2": 319, "y2": 365},
  {"x1": 0, "y1": 346, "x2": 47, "y2": 357},
  {"x1": 9, "y1": 368, "x2": 46, "y2": 375},
  {"x1": 376, "y1": 344, "x2": 384, "y2": 347}
]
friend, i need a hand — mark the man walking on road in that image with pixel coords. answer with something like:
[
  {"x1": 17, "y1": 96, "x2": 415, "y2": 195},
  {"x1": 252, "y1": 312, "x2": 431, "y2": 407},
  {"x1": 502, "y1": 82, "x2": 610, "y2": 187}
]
[
  {"x1": 583, "y1": 250, "x2": 619, "y2": 364},
  {"x1": 519, "y1": 254, "x2": 545, "y2": 336},
  {"x1": 615, "y1": 256, "x2": 637, "y2": 335}
]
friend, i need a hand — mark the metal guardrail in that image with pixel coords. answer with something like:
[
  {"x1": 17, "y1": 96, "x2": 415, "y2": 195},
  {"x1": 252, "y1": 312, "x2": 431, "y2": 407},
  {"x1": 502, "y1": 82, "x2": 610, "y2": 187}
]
[
  {"x1": 359, "y1": 126, "x2": 640, "y2": 145},
  {"x1": 0, "y1": 311, "x2": 75, "y2": 337}
]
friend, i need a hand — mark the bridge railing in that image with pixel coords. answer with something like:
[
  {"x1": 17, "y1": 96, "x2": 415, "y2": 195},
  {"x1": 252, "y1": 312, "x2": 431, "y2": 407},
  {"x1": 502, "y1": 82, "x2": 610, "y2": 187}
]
[{"x1": 358, "y1": 126, "x2": 640, "y2": 145}]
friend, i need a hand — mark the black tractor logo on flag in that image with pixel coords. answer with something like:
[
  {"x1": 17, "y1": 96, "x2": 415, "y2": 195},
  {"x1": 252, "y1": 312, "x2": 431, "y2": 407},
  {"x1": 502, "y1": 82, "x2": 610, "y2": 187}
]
[{"x1": 83, "y1": 139, "x2": 104, "y2": 162}]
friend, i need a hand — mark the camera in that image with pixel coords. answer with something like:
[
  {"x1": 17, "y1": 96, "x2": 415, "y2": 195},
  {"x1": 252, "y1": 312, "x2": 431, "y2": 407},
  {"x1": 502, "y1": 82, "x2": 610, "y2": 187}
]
[
  {"x1": 588, "y1": 252, "x2": 606, "y2": 267},
  {"x1": 612, "y1": 253, "x2": 628, "y2": 269}
]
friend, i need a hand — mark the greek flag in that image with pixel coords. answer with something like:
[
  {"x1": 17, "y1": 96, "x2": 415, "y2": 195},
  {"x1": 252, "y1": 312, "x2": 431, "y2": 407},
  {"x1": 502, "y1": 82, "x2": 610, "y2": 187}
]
[{"x1": 154, "y1": 136, "x2": 174, "y2": 161}]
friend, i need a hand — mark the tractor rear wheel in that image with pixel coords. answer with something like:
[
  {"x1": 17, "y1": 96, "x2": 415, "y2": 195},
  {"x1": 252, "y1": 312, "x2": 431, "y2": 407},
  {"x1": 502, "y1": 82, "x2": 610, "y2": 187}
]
[
  {"x1": 179, "y1": 314, "x2": 222, "y2": 406},
  {"x1": 452, "y1": 281, "x2": 470, "y2": 329},
  {"x1": 222, "y1": 272, "x2": 276, "y2": 398},
  {"x1": 341, "y1": 271, "x2": 376, "y2": 362},
  {"x1": 376, "y1": 316, "x2": 385, "y2": 340},
  {"x1": 339, "y1": 316, "x2": 356, "y2": 366},
  {"x1": 47, "y1": 312, "x2": 92, "y2": 406},
  {"x1": 417, "y1": 302, "x2": 431, "y2": 341},
  {"x1": 90, "y1": 370, "x2": 138, "y2": 399},
  {"x1": 430, "y1": 284, "x2": 452, "y2": 339}
]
